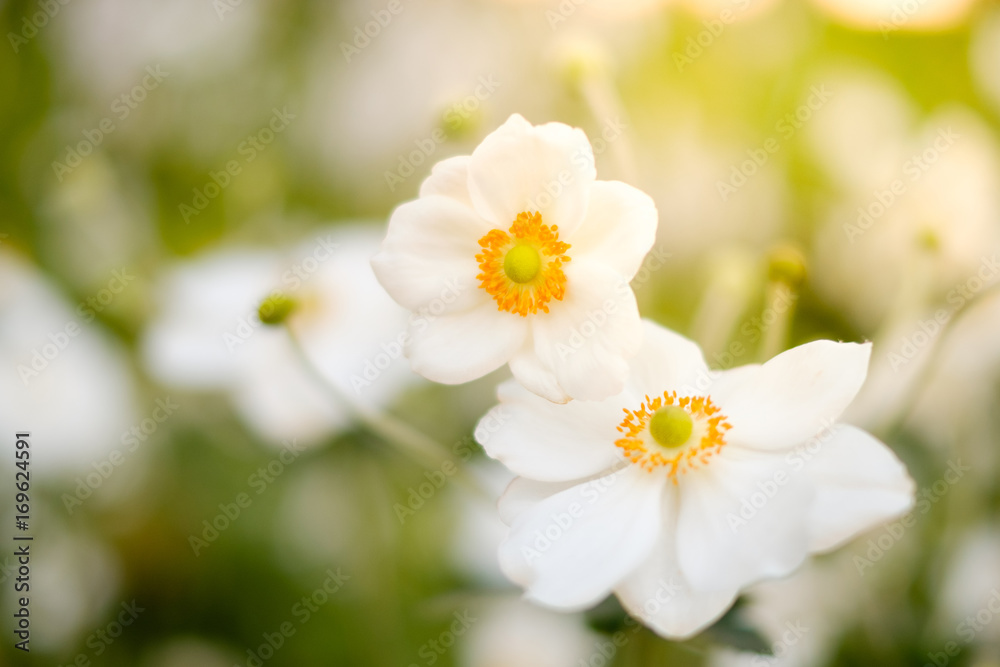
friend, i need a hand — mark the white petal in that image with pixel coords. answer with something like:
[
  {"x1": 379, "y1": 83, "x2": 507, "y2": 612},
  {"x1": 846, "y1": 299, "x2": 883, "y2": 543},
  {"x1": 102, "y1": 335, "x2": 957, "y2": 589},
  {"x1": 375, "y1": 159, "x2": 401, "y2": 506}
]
[
  {"x1": 531, "y1": 258, "x2": 643, "y2": 401},
  {"x1": 468, "y1": 114, "x2": 596, "y2": 235},
  {"x1": 509, "y1": 347, "x2": 571, "y2": 404},
  {"x1": 625, "y1": 320, "x2": 712, "y2": 399},
  {"x1": 371, "y1": 195, "x2": 487, "y2": 314},
  {"x1": 709, "y1": 341, "x2": 872, "y2": 452},
  {"x1": 615, "y1": 488, "x2": 738, "y2": 639},
  {"x1": 497, "y1": 476, "x2": 581, "y2": 526},
  {"x1": 418, "y1": 155, "x2": 474, "y2": 207},
  {"x1": 802, "y1": 425, "x2": 915, "y2": 553},
  {"x1": 407, "y1": 303, "x2": 526, "y2": 384},
  {"x1": 478, "y1": 379, "x2": 626, "y2": 482},
  {"x1": 568, "y1": 181, "x2": 658, "y2": 280},
  {"x1": 676, "y1": 445, "x2": 814, "y2": 592},
  {"x1": 499, "y1": 465, "x2": 664, "y2": 610}
]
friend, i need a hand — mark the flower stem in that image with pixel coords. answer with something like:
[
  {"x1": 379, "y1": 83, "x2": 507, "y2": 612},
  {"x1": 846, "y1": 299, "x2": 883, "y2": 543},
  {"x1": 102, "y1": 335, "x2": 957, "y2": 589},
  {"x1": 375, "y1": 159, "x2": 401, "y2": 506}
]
[
  {"x1": 282, "y1": 327, "x2": 489, "y2": 499},
  {"x1": 758, "y1": 281, "x2": 796, "y2": 362}
]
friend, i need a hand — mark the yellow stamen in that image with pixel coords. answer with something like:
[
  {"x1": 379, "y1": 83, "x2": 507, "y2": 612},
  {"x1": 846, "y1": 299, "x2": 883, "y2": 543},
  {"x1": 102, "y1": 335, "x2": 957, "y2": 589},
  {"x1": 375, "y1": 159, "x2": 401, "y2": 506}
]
[
  {"x1": 615, "y1": 391, "x2": 731, "y2": 482},
  {"x1": 476, "y1": 212, "x2": 571, "y2": 317}
]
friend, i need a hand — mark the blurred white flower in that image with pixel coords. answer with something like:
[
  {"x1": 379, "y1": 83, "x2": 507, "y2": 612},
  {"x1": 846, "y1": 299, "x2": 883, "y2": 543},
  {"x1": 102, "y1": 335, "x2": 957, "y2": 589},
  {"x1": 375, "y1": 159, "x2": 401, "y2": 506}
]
[
  {"x1": 0, "y1": 249, "x2": 139, "y2": 476},
  {"x1": 373, "y1": 113, "x2": 657, "y2": 403},
  {"x1": 808, "y1": 72, "x2": 1000, "y2": 332},
  {"x1": 810, "y1": 0, "x2": 977, "y2": 33},
  {"x1": 935, "y1": 523, "x2": 1000, "y2": 646},
  {"x1": 449, "y1": 461, "x2": 518, "y2": 588},
  {"x1": 141, "y1": 225, "x2": 418, "y2": 445},
  {"x1": 30, "y1": 508, "x2": 122, "y2": 654},
  {"x1": 478, "y1": 320, "x2": 913, "y2": 638},
  {"x1": 49, "y1": 0, "x2": 262, "y2": 98},
  {"x1": 458, "y1": 596, "x2": 603, "y2": 667}
]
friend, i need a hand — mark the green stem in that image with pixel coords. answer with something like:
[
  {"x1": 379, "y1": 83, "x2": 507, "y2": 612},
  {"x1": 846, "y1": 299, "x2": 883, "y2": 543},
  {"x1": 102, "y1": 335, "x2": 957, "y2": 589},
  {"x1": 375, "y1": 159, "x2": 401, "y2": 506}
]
[
  {"x1": 759, "y1": 281, "x2": 797, "y2": 362},
  {"x1": 283, "y1": 327, "x2": 489, "y2": 500}
]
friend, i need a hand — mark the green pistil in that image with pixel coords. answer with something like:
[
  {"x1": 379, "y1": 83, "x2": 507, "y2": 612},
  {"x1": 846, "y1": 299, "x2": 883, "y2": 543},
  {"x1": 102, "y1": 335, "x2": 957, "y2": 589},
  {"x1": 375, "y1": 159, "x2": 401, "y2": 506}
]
[
  {"x1": 649, "y1": 406, "x2": 693, "y2": 448},
  {"x1": 503, "y1": 244, "x2": 542, "y2": 284}
]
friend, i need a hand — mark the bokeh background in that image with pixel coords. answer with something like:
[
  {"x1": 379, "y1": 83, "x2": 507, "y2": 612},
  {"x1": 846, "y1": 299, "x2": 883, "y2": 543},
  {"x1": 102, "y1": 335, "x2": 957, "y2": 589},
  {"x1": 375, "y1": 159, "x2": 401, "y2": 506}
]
[{"x1": 2, "y1": 0, "x2": 1000, "y2": 665}]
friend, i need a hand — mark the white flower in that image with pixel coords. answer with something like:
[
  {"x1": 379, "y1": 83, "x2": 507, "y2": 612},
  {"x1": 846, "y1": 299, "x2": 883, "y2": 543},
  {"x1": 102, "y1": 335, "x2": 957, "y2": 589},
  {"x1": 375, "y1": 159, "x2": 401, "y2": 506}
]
[
  {"x1": 0, "y1": 249, "x2": 139, "y2": 477},
  {"x1": 810, "y1": 0, "x2": 976, "y2": 32},
  {"x1": 141, "y1": 225, "x2": 418, "y2": 445},
  {"x1": 372, "y1": 113, "x2": 658, "y2": 403},
  {"x1": 476, "y1": 319, "x2": 914, "y2": 639}
]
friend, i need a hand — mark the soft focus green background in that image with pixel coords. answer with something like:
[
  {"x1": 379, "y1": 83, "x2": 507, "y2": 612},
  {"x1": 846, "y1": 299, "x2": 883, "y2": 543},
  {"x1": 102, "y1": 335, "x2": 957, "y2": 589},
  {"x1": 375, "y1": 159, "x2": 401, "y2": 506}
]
[{"x1": 2, "y1": 0, "x2": 1000, "y2": 665}]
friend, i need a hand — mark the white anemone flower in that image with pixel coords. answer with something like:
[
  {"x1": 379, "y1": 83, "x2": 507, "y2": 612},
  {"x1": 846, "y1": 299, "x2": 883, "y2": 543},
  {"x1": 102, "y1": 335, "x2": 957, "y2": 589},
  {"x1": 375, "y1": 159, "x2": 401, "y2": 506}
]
[
  {"x1": 372, "y1": 113, "x2": 658, "y2": 403},
  {"x1": 477, "y1": 320, "x2": 914, "y2": 639},
  {"x1": 142, "y1": 225, "x2": 417, "y2": 445}
]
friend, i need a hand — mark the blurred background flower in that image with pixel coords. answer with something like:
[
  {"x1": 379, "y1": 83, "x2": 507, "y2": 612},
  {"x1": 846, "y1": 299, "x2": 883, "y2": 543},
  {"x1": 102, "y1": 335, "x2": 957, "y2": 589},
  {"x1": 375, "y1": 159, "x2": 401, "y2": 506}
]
[{"x1": 1, "y1": 0, "x2": 998, "y2": 664}]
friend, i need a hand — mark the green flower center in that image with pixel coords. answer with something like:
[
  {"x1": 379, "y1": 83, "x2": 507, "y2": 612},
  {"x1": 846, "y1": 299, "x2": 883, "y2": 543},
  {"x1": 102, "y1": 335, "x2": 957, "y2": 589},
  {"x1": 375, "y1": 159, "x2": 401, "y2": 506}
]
[
  {"x1": 648, "y1": 406, "x2": 693, "y2": 449},
  {"x1": 503, "y1": 244, "x2": 542, "y2": 284},
  {"x1": 258, "y1": 293, "x2": 297, "y2": 325}
]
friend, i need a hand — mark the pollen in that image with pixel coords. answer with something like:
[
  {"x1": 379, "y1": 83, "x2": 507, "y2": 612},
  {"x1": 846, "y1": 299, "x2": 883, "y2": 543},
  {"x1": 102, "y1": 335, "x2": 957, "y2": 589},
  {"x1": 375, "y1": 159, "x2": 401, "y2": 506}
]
[
  {"x1": 476, "y1": 211, "x2": 571, "y2": 316},
  {"x1": 615, "y1": 392, "x2": 731, "y2": 481}
]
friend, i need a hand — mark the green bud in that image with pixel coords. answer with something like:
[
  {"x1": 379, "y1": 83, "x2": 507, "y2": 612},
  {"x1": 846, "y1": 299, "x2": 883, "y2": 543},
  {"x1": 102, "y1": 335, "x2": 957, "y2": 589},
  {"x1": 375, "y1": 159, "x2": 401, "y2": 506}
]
[
  {"x1": 767, "y1": 243, "x2": 807, "y2": 287},
  {"x1": 258, "y1": 293, "x2": 297, "y2": 326}
]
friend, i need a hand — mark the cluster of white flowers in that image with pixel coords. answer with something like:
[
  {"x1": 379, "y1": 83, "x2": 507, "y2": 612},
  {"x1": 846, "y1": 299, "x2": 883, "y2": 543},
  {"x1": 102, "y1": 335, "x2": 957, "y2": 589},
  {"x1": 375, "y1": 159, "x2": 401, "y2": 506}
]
[{"x1": 372, "y1": 114, "x2": 916, "y2": 639}]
